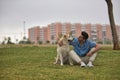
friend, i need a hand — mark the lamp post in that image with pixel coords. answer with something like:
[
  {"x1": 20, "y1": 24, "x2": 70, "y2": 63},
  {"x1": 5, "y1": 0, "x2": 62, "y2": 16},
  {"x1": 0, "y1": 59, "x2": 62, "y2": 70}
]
[
  {"x1": 23, "y1": 21, "x2": 26, "y2": 41},
  {"x1": 23, "y1": 21, "x2": 26, "y2": 38}
]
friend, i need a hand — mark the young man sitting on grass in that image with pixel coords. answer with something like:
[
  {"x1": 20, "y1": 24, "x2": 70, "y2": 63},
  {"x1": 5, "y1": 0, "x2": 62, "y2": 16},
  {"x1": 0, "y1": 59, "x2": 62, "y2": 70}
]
[{"x1": 59, "y1": 31, "x2": 100, "y2": 67}]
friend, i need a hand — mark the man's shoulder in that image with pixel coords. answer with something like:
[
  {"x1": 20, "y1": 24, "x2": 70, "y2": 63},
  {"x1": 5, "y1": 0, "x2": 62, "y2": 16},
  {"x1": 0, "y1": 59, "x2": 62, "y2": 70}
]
[
  {"x1": 74, "y1": 38, "x2": 78, "y2": 40},
  {"x1": 86, "y1": 39, "x2": 96, "y2": 44},
  {"x1": 72, "y1": 38, "x2": 78, "y2": 42},
  {"x1": 85, "y1": 39, "x2": 96, "y2": 46},
  {"x1": 86, "y1": 39, "x2": 93, "y2": 42},
  {"x1": 70, "y1": 38, "x2": 78, "y2": 45}
]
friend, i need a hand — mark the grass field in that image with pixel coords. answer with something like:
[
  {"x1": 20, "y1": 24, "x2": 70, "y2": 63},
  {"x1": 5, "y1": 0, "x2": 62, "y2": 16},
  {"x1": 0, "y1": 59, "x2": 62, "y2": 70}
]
[{"x1": 0, "y1": 45, "x2": 120, "y2": 80}]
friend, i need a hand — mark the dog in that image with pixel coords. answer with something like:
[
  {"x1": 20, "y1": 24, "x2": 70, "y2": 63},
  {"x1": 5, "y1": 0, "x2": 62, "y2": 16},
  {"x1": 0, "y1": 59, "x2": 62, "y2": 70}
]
[{"x1": 54, "y1": 33, "x2": 73, "y2": 66}]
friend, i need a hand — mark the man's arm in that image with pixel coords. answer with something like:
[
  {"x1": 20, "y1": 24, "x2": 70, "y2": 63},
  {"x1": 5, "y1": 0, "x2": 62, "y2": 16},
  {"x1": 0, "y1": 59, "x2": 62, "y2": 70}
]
[{"x1": 86, "y1": 44, "x2": 101, "y2": 57}]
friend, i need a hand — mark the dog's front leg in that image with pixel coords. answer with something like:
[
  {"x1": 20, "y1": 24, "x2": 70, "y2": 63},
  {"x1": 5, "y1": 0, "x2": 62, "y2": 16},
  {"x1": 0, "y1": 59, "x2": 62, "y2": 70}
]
[
  {"x1": 69, "y1": 57, "x2": 73, "y2": 65},
  {"x1": 59, "y1": 53, "x2": 63, "y2": 66},
  {"x1": 54, "y1": 52, "x2": 59, "y2": 64},
  {"x1": 68, "y1": 52, "x2": 73, "y2": 65},
  {"x1": 54, "y1": 49, "x2": 59, "y2": 64}
]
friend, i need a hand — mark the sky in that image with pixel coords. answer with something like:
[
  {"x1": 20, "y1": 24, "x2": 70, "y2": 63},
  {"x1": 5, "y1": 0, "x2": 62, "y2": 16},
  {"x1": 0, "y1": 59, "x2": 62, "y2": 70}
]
[{"x1": 0, "y1": 0, "x2": 120, "y2": 43}]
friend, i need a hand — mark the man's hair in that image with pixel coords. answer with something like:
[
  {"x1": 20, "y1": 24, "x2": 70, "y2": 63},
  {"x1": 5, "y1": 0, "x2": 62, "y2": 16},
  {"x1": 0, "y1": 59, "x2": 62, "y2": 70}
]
[{"x1": 81, "y1": 31, "x2": 89, "y2": 40}]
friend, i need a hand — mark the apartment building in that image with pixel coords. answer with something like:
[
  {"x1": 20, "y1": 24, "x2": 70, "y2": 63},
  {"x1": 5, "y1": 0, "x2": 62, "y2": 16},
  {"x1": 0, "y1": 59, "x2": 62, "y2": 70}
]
[
  {"x1": 28, "y1": 22, "x2": 120, "y2": 44},
  {"x1": 39, "y1": 27, "x2": 48, "y2": 43},
  {"x1": 28, "y1": 26, "x2": 40, "y2": 44}
]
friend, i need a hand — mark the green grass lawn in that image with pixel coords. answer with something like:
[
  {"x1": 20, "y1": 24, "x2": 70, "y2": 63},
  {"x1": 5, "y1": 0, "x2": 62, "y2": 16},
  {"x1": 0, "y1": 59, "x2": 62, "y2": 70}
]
[{"x1": 0, "y1": 45, "x2": 120, "y2": 80}]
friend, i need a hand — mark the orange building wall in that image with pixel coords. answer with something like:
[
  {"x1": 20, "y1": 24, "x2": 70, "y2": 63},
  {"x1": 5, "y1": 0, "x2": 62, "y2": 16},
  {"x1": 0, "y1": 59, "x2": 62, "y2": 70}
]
[
  {"x1": 75, "y1": 23, "x2": 82, "y2": 37},
  {"x1": 28, "y1": 22, "x2": 120, "y2": 44}
]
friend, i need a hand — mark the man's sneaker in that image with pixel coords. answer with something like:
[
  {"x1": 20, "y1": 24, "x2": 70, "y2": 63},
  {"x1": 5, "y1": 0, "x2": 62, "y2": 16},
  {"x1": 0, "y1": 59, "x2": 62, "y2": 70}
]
[
  {"x1": 80, "y1": 62, "x2": 86, "y2": 67},
  {"x1": 87, "y1": 61, "x2": 93, "y2": 67}
]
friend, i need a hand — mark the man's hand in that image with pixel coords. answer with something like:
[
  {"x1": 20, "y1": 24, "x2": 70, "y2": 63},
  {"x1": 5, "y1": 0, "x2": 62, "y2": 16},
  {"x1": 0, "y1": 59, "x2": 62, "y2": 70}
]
[
  {"x1": 58, "y1": 40, "x2": 63, "y2": 46},
  {"x1": 86, "y1": 52, "x2": 93, "y2": 57}
]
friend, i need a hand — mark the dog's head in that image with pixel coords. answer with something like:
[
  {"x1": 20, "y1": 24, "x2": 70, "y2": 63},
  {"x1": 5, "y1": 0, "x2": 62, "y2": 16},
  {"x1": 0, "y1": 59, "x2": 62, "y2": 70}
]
[
  {"x1": 59, "y1": 34, "x2": 68, "y2": 42},
  {"x1": 57, "y1": 32, "x2": 74, "y2": 46},
  {"x1": 67, "y1": 32, "x2": 74, "y2": 41},
  {"x1": 57, "y1": 33, "x2": 68, "y2": 46}
]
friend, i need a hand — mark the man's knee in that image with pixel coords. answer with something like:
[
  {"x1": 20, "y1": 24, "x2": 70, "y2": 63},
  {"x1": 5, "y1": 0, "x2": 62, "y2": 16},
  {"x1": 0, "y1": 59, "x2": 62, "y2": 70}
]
[{"x1": 69, "y1": 50, "x2": 81, "y2": 63}]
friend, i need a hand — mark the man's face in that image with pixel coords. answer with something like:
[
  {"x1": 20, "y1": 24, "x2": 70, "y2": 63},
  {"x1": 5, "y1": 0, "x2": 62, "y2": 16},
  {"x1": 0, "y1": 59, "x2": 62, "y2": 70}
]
[{"x1": 78, "y1": 35, "x2": 85, "y2": 42}]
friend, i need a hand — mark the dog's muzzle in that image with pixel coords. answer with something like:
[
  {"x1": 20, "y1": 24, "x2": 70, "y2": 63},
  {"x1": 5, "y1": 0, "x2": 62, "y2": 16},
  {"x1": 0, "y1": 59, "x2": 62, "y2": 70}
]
[{"x1": 68, "y1": 37, "x2": 74, "y2": 41}]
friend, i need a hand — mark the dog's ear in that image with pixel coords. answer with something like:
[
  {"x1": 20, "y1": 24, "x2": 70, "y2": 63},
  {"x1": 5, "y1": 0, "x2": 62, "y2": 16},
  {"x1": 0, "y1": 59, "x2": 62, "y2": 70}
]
[
  {"x1": 67, "y1": 31, "x2": 72, "y2": 37},
  {"x1": 63, "y1": 34, "x2": 67, "y2": 38},
  {"x1": 58, "y1": 33, "x2": 63, "y2": 39},
  {"x1": 69, "y1": 31, "x2": 72, "y2": 36}
]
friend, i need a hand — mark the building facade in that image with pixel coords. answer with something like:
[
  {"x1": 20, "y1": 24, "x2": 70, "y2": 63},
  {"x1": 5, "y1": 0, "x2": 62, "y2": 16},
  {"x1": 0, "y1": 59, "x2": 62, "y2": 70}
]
[
  {"x1": 28, "y1": 26, "x2": 40, "y2": 44},
  {"x1": 28, "y1": 22, "x2": 120, "y2": 44}
]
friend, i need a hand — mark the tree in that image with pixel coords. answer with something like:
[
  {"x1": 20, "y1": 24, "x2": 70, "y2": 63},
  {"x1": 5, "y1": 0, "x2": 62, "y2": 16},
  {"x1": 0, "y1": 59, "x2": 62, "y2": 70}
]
[
  {"x1": 105, "y1": 0, "x2": 119, "y2": 50},
  {"x1": 3, "y1": 37, "x2": 7, "y2": 44},
  {"x1": 16, "y1": 39, "x2": 18, "y2": 44},
  {"x1": 23, "y1": 36, "x2": 26, "y2": 41},
  {"x1": 7, "y1": 37, "x2": 14, "y2": 44}
]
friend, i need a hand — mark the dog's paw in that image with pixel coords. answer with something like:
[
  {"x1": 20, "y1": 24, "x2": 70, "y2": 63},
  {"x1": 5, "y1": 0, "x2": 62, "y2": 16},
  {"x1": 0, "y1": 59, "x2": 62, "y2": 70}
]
[
  {"x1": 70, "y1": 63, "x2": 73, "y2": 66},
  {"x1": 60, "y1": 63, "x2": 63, "y2": 66},
  {"x1": 53, "y1": 62, "x2": 57, "y2": 64}
]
